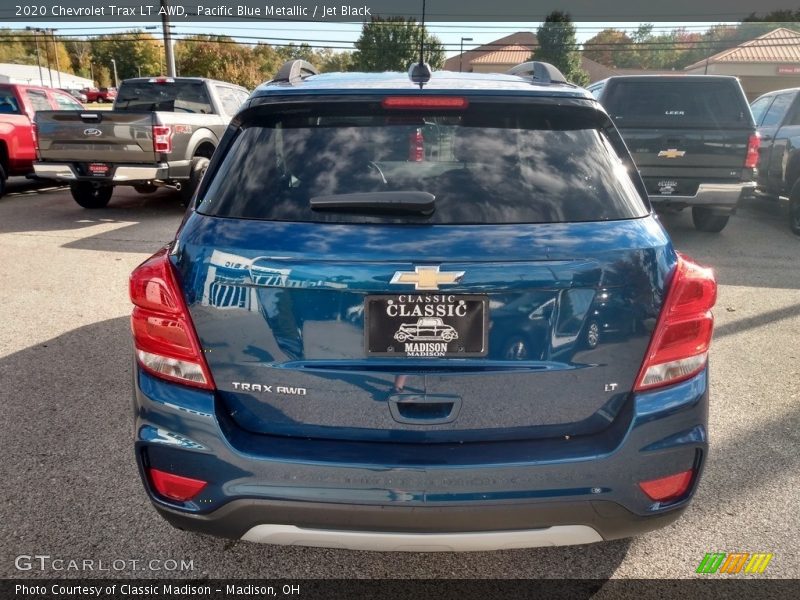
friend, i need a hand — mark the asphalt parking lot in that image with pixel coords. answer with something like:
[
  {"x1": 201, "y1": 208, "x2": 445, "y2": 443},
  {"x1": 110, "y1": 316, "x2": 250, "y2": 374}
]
[{"x1": 0, "y1": 177, "x2": 798, "y2": 580}]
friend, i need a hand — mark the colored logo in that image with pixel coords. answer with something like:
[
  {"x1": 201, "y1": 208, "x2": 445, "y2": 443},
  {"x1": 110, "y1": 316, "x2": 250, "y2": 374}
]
[
  {"x1": 390, "y1": 266, "x2": 465, "y2": 291},
  {"x1": 696, "y1": 552, "x2": 773, "y2": 574},
  {"x1": 657, "y1": 148, "x2": 686, "y2": 158}
]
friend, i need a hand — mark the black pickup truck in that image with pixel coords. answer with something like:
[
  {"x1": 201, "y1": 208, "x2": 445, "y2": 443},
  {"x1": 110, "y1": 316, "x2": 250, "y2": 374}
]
[
  {"x1": 33, "y1": 76, "x2": 249, "y2": 208},
  {"x1": 589, "y1": 75, "x2": 759, "y2": 233},
  {"x1": 750, "y1": 87, "x2": 800, "y2": 235}
]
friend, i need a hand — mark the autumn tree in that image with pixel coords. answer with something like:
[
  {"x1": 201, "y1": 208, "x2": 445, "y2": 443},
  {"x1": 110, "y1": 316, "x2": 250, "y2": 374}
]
[
  {"x1": 92, "y1": 31, "x2": 161, "y2": 80},
  {"x1": 175, "y1": 35, "x2": 264, "y2": 89},
  {"x1": 583, "y1": 29, "x2": 635, "y2": 68},
  {"x1": 352, "y1": 16, "x2": 445, "y2": 72},
  {"x1": 534, "y1": 11, "x2": 588, "y2": 86}
]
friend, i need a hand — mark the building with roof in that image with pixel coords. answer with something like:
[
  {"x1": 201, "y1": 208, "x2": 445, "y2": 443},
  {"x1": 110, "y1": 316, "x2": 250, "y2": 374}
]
[
  {"x1": 0, "y1": 63, "x2": 93, "y2": 89},
  {"x1": 684, "y1": 28, "x2": 800, "y2": 100},
  {"x1": 443, "y1": 31, "x2": 667, "y2": 83}
]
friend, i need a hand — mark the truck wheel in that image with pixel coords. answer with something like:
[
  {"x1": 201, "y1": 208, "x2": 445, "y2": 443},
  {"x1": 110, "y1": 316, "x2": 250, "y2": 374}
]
[
  {"x1": 180, "y1": 156, "x2": 210, "y2": 206},
  {"x1": 790, "y1": 194, "x2": 800, "y2": 236},
  {"x1": 70, "y1": 182, "x2": 113, "y2": 209},
  {"x1": 692, "y1": 207, "x2": 730, "y2": 233}
]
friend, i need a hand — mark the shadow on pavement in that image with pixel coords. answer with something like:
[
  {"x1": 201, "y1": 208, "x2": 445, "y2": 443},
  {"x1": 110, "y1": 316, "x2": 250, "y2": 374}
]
[
  {"x1": 658, "y1": 198, "x2": 800, "y2": 290},
  {"x1": 0, "y1": 183, "x2": 185, "y2": 254},
  {"x1": 0, "y1": 317, "x2": 632, "y2": 579}
]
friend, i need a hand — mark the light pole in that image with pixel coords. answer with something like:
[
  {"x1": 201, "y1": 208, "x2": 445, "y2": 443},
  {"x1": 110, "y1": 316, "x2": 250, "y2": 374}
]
[
  {"x1": 110, "y1": 59, "x2": 119, "y2": 88},
  {"x1": 459, "y1": 37, "x2": 473, "y2": 73},
  {"x1": 25, "y1": 27, "x2": 44, "y2": 85}
]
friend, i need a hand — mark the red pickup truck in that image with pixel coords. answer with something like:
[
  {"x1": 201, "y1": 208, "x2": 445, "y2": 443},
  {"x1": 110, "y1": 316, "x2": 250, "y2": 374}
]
[
  {"x1": 0, "y1": 83, "x2": 84, "y2": 197},
  {"x1": 82, "y1": 87, "x2": 117, "y2": 103}
]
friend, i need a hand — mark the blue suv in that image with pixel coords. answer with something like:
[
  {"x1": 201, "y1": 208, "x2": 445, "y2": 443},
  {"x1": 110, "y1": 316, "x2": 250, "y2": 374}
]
[{"x1": 130, "y1": 60, "x2": 716, "y2": 551}]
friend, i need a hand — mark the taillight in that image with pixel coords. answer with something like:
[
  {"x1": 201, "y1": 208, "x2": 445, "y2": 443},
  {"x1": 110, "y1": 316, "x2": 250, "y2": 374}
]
[
  {"x1": 148, "y1": 468, "x2": 207, "y2": 502},
  {"x1": 409, "y1": 128, "x2": 424, "y2": 162},
  {"x1": 745, "y1": 132, "x2": 760, "y2": 169},
  {"x1": 129, "y1": 248, "x2": 214, "y2": 389},
  {"x1": 31, "y1": 122, "x2": 39, "y2": 153},
  {"x1": 152, "y1": 125, "x2": 173, "y2": 154},
  {"x1": 634, "y1": 254, "x2": 717, "y2": 391},
  {"x1": 638, "y1": 469, "x2": 694, "y2": 502}
]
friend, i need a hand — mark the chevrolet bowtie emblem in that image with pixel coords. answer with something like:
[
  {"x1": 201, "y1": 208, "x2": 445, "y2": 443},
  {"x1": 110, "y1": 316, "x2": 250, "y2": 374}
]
[
  {"x1": 658, "y1": 148, "x2": 686, "y2": 159},
  {"x1": 390, "y1": 266, "x2": 465, "y2": 290}
]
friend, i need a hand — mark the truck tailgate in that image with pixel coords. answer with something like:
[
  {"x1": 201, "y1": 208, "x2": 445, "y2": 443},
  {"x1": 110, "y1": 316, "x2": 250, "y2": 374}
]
[{"x1": 35, "y1": 110, "x2": 157, "y2": 164}]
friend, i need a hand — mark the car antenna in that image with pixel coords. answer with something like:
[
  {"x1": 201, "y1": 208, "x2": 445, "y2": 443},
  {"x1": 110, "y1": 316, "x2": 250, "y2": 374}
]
[{"x1": 408, "y1": 0, "x2": 432, "y2": 88}]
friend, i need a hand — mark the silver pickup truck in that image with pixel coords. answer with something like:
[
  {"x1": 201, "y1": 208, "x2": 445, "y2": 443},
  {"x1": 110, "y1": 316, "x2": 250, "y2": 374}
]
[{"x1": 33, "y1": 76, "x2": 249, "y2": 208}]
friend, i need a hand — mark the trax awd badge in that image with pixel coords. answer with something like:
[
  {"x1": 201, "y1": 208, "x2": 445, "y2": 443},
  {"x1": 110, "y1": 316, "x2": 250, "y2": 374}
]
[
  {"x1": 231, "y1": 382, "x2": 307, "y2": 396},
  {"x1": 390, "y1": 266, "x2": 465, "y2": 291}
]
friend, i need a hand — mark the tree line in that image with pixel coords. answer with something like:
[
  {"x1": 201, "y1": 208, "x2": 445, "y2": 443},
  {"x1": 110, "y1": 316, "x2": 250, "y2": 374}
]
[
  {"x1": 0, "y1": 11, "x2": 795, "y2": 89},
  {"x1": 0, "y1": 17, "x2": 445, "y2": 89}
]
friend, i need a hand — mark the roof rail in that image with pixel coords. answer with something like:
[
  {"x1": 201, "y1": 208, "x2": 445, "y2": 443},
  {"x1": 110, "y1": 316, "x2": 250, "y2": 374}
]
[
  {"x1": 271, "y1": 60, "x2": 319, "y2": 85},
  {"x1": 506, "y1": 61, "x2": 568, "y2": 85}
]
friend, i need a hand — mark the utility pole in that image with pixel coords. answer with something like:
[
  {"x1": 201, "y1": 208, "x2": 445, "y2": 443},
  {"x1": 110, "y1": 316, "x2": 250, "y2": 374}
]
[
  {"x1": 25, "y1": 27, "x2": 44, "y2": 85},
  {"x1": 160, "y1": 0, "x2": 176, "y2": 77},
  {"x1": 111, "y1": 59, "x2": 119, "y2": 88},
  {"x1": 459, "y1": 37, "x2": 473, "y2": 72},
  {"x1": 50, "y1": 29, "x2": 62, "y2": 87}
]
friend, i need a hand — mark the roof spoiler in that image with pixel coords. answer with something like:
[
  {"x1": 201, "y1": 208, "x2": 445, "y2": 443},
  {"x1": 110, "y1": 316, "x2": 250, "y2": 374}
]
[
  {"x1": 271, "y1": 60, "x2": 319, "y2": 86},
  {"x1": 506, "y1": 61, "x2": 568, "y2": 84}
]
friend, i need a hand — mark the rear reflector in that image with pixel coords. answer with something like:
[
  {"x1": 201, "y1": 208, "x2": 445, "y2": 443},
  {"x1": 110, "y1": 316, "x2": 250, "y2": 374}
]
[
  {"x1": 639, "y1": 469, "x2": 694, "y2": 502},
  {"x1": 634, "y1": 254, "x2": 716, "y2": 391},
  {"x1": 129, "y1": 248, "x2": 214, "y2": 389},
  {"x1": 382, "y1": 96, "x2": 469, "y2": 110},
  {"x1": 745, "y1": 132, "x2": 760, "y2": 169},
  {"x1": 149, "y1": 468, "x2": 207, "y2": 502},
  {"x1": 152, "y1": 125, "x2": 173, "y2": 154}
]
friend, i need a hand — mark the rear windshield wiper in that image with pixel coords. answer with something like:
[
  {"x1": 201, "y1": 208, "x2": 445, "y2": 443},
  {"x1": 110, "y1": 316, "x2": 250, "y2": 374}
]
[{"x1": 310, "y1": 191, "x2": 435, "y2": 215}]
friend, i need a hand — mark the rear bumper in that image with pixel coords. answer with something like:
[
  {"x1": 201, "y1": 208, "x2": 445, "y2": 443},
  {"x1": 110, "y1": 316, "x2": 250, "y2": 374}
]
[
  {"x1": 33, "y1": 162, "x2": 169, "y2": 184},
  {"x1": 133, "y1": 367, "x2": 708, "y2": 550},
  {"x1": 649, "y1": 182, "x2": 756, "y2": 213}
]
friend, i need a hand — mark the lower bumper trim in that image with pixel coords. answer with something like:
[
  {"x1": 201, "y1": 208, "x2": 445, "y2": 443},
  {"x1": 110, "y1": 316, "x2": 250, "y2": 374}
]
[{"x1": 241, "y1": 523, "x2": 603, "y2": 552}]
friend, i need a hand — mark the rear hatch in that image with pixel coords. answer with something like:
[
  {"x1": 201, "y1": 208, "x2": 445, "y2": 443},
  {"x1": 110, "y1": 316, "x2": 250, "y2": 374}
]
[
  {"x1": 35, "y1": 110, "x2": 157, "y2": 164},
  {"x1": 601, "y1": 78, "x2": 755, "y2": 197},
  {"x1": 176, "y1": 95, "x2": 673, "y2": 443}
]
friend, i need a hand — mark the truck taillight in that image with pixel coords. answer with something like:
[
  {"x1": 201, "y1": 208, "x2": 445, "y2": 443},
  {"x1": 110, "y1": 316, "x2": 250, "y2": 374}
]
[
  {"x1": 31, "y1": 123, "x2": 39, "y2": 152},
  {"x1": 409, "y1": 128, "x2": 424, "y2": 162},
  {"x1": 634, "y1": 254, "x2": 717, "y2": 391},
  {"x1": 745, "y1": 133, "x2": 760, "y2": 169},
  {"x1": 129, "y1": 248, "x2": 214, "y2": 390},
  {"x1": 153, "y1": 125, "x2": 173, "y2": 154}
]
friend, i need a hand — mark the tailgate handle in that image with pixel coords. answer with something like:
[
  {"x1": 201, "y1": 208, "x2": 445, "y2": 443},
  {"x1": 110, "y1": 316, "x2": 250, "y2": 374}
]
[
  {"x1": 80, "y1": 113, "x2": 101, "y2": 122},
  {"x1": 388, "y1": 394, "x2": 461, "y2": 425}
]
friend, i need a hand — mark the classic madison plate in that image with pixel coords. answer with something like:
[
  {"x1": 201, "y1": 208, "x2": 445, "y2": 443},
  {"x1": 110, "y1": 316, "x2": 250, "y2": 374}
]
[{"x1": 365, "y1": 294, "x2": 488, "y2": 358}]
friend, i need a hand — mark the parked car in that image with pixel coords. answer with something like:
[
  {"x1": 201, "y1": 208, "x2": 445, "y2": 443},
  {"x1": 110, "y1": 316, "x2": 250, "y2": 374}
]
[
  {"x1": 0, "y1": 83, "x2": 84, "y2": 197},
  {"x1": 128, "y1": 60, "x2": 717, "y2": 551},
  {"x1": 749, "y1": 87, "x2": 800, "y2": 235},
  {"x1": 59, "y1": 88, "x2": 88, "y2": 103},
  {"x1": 589, "y1": 75, "x2": 759, "y2": 233},
  {"x1": 33, "y1": 76, "x2": 249, "y2": 208},
  {"x1": 81, "y1": 87, "x2": 117, "y2": 103}
]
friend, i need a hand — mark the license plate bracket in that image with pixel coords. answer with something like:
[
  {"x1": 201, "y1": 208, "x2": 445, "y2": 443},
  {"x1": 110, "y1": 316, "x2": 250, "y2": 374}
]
[{"x1": 365, "y1": 294, "x2": 488, "y2": 357}]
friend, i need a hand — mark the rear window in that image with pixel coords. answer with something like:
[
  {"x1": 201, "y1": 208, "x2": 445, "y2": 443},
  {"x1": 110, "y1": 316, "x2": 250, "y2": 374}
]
[
  {"x1": 603, "y1": 79, "x2": 751, "y2": 128},
  {"x1": 115, "y1": 80, "x2": 212, "y2": 113},
  {"x1": 0, "y1": 88, "x2": 21, "y2": 114},
  {"x1": 198, "y1": 99, "x2": 647, "y2": 225}
]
